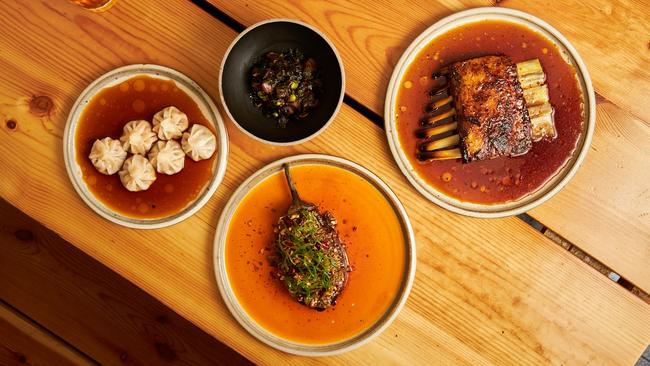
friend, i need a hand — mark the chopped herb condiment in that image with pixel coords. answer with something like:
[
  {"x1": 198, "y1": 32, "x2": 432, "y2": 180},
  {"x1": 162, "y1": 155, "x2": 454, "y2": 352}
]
[
  {"x1": 270, "y1": 164, "x2": 349, "y2": 310},
  {"x1": 250, "y1": 49, "x2": 322, "y2": 128}
]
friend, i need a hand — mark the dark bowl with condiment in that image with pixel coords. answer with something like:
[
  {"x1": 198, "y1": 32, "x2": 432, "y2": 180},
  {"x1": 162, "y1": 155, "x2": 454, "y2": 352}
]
[{"x1": 219, "y1": 19, "x2": 345, "y2": 145}]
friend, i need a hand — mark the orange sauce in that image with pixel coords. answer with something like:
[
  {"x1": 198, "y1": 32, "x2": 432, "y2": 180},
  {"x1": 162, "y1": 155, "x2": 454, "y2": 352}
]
[
  {"x1": 225, "y1": 165, "x2": 406, "y2": 344},
  {"x1": 75, "y1": 75, "x2": 216, "y2": 219},
  {"x1": 396, "y1": 20, "x2": 583, "y2": 204}
]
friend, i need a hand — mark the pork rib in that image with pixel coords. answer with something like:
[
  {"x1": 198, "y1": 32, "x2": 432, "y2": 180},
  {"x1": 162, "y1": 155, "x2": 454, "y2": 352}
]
[{"x1": 448, "y1": 55, "x2": 532, "y2": 162}]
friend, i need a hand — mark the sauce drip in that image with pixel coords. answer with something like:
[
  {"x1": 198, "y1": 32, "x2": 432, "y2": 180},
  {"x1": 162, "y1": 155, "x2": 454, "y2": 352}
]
[
  {"x1": 396, "y1": 20, "x2": 583, "y2": 204},
  {"x1": 75, "y1": 75, "x2": 216, "y2": 219},
  {"x1": 226, "y1": 165, "x2": 406, "y2": 344}
]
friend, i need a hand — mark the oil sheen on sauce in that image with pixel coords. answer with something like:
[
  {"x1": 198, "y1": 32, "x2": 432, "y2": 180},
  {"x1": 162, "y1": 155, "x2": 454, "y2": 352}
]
[
  {"x1": 75, "y1": 76, "x2": 216, "y2": 219},
  {"x1": 396, "y1": 20, "x2": 583, "y2": 204},
  {"x1": 226, "y1": 165, "x2": 406, "y2": 344}
]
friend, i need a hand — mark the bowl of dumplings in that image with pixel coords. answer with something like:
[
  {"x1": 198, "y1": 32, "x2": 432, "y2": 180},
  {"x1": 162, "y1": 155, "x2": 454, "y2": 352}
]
[{"x1": 64, "y1": 64, "x2": 229, "y2": 229}]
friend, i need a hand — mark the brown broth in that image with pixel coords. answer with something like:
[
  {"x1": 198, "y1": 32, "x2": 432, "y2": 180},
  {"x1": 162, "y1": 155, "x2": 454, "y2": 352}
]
[
  {"x1": 396, "y1": 20, "x2": 583, "y2": 204},
  {"x1": 75, "y1": 75, "x2": 216, "y2": 219},
  {"x1": 225, "y1": 165, "x2": 406, "y2": 344}
]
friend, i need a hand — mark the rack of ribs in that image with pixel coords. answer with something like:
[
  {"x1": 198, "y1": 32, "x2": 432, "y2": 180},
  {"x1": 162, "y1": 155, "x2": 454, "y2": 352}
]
[{"x1": 416, "y1": 55, "x2": 555, "y2": 163}]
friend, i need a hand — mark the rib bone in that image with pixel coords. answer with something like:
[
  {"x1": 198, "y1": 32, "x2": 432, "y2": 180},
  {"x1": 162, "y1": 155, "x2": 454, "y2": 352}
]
[{"x1": 414, "y1": 58, "x2": 557, "y2": 162}]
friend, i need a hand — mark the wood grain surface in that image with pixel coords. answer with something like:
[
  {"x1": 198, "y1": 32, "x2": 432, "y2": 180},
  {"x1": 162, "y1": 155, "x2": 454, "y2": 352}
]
[
  {"x1": 207, "y1": 0, "x2": 650, "y2": 292},
  {"x1": 0, "y1": 302, "x2": 94, "y2": 366},
  {"x1": 0, "y1": 0, "x2": 649, "y2": 365},
  {"x1": 530, "y1": 99, "x2": 650, "y2": 288},
  {"x1": 0, "y1": 199, "x2": 252, "y2": 366}
]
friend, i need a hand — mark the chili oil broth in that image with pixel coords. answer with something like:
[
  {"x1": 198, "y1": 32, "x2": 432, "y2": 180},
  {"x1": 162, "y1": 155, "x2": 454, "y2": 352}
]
[
  {"x1": 396, "y1": 20, "x2": 583, "y2": 203},
  {"x1": 225, "y1": 165, "x2": 406, "y2": 344},
  {"x1": 75, "y1": 76, "x2": 216, "y2": 218}
]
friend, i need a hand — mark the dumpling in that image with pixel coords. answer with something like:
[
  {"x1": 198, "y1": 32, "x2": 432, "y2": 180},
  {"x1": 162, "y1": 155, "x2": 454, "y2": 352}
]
[
  {"x1": 148, "y1": 140, "x2": 185, "y2": 175},
  {"x1": 181, "y1": 124, "x2": 216, "y2": 161},
  {"x1": 120, "y1": 120, "x2": 157, "y2": 155},
  {"x1": 118, "y1": 155, "x2": 157, "y2": 192},
  {"x1": 152, "y1": 106, "x2": 189, "y2": 140},
  {"x1": 88, "y1": 137, "x2": 127, "y2": 175}
]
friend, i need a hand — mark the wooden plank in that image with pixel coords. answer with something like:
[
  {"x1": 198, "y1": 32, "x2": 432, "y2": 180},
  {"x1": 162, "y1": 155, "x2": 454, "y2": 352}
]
[
  {"x1": 0, "y1": 199, "x2": 252, "y2": 366},
  {"x1": 0, "y1": 0, "x2": 649, "y2": 365},
  {"x1": 0, "y1": 301, "x2": 95, "y2": 366},
  {"x1": 530, "y1": 98, "x2": 650, "y2": 289},
  {"x1": 206, "y1": 0, "x2": 650, "y2": 291}
]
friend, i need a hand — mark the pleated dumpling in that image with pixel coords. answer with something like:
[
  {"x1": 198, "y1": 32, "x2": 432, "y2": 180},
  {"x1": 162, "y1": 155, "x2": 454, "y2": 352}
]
[
  {"x1": 181, "y1": 124, "x2": 216, "y2": 161},
  {"x1": 120, "y1": 120, "x2": 157, "y2": 155},
  {"x1": 118, "y1": 155, "x2": 157, "y2": 192},
  {"x1": 152, "y1": 106, "x2": 189, "y2": 140},
  {"x1": 148, "y1": 140, "x2": 185, "y2": 175},
  {"x1": 88, "y1": 137, "x2": 127, "y2": 175}
]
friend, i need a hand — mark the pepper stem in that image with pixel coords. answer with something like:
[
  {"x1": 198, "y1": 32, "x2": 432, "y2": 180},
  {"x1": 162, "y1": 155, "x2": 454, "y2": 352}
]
[{"x1": 283, "y1": 163, "x2": 301, "y2": 204}]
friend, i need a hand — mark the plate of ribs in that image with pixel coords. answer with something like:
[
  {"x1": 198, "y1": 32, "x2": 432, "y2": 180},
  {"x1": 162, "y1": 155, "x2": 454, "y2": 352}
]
[{"x1": 385, "y1": 7, "x2": 596, "y2": 218}]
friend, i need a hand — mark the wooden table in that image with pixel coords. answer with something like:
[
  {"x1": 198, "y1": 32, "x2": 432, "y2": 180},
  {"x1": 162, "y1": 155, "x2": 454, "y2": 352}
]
[{"x1": 1, "y1": 0, "x2": 649, "y2": 364}]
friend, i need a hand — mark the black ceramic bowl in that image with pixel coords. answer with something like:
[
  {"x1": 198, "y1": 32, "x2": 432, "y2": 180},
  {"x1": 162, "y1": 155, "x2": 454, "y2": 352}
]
[{"x1": 219, "y1": 19, "x2": 345, "y2": 145}]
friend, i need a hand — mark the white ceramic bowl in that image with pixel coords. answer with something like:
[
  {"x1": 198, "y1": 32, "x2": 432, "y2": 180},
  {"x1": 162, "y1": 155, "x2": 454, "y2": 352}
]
[
  {"x1": 63, "y1": 64, "x2": 229, "y2": 229},
  {"x1": 213, "y1": 154, "x2": 416, "y2": 356},
  {"x1": 385, "y1": 7, "x2": 596, "y2": 218}
]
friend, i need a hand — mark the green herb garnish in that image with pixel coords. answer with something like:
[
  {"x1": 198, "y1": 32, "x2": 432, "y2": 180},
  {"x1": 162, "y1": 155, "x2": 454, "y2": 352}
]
[
  {"x1": 269, "y1": 164, "x2": 350, "y2": 311},
  {"x1": 274, "y1": 208, "x2": 339, "y2": 305}
]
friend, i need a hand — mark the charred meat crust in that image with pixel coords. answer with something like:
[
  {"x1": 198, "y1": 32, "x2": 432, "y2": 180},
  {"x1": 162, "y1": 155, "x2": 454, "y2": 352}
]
[{"x1": 448, "y1": 55, "x2": 532, "y2": 162}]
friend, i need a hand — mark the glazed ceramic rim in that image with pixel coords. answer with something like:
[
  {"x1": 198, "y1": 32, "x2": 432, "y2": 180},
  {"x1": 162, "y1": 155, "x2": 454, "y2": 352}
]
[
  {"x1": 384, "y1": 7, "x2": 596, "y2": 218},
  {"x1": 213, "y1": 154, "x2": 416, "y2": 356},
  {"x1": 218, "y1": 18, "x2": 346, "y2": 146},
  {"x1": 63, "y1": 64, "x2": 229, "y2": 229}
]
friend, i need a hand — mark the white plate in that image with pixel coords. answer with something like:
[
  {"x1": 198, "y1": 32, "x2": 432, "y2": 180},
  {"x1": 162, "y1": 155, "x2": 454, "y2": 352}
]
[
  {"x1": 213, "y1": 154, "x2": 416, "y2": 356},
  {"x1": 385, "y1": 8, "x2": 596, "y2": 218},
  {"x1": 63, "y1": 64, "x2": 229, "y2": 229}
]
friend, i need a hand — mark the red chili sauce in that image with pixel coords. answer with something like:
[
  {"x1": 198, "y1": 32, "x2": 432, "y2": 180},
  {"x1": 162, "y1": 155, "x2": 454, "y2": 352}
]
[{"x1": 396, "y1": 20, "x2": 583, "y2": 204}]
